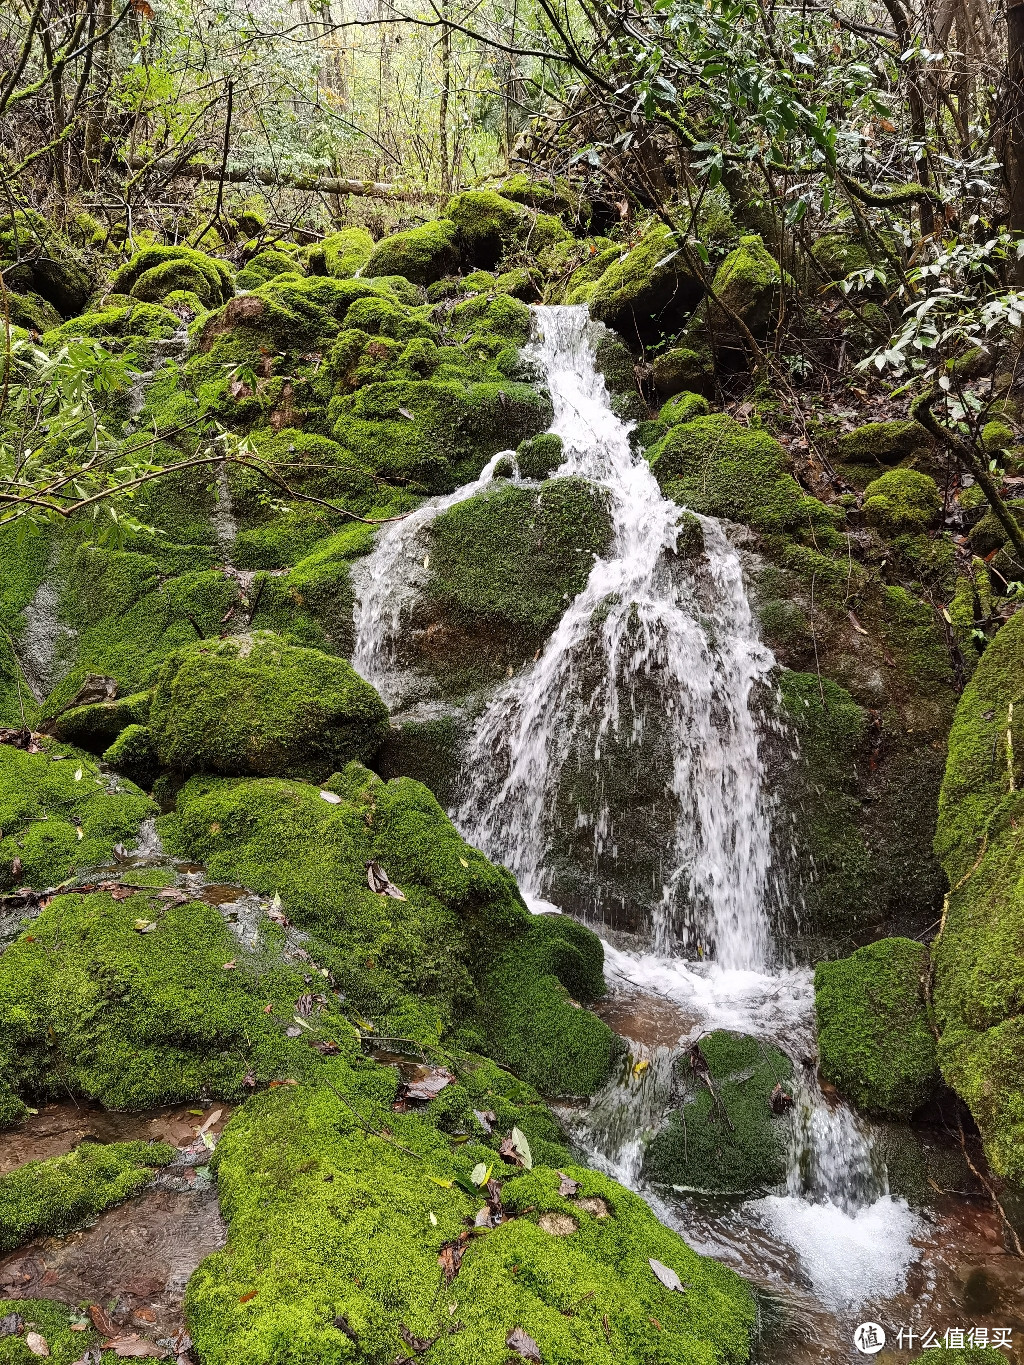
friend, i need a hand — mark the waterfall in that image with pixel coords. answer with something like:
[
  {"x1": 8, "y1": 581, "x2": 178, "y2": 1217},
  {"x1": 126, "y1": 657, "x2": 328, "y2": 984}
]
[
  {"x1": 454, "y1": 307, "x2": 777, "y2": 968},
  {"x1": 351, "y1": 303, "x2": 923, "y2": 1322}
]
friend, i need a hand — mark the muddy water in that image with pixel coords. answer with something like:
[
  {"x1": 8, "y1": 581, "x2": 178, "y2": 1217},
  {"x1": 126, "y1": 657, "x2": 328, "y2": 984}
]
[
  {"x1": 591, "y1": 984, "x2": 1024, "y2": 1365},
  {"x1": 0, "y1": 1104, "x2": 229, "y2": 1344}
]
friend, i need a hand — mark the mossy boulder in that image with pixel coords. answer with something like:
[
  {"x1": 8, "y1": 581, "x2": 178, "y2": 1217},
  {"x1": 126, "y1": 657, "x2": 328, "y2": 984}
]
[
  {"x1": 364, "y1": 219, "x2": 460, "y2": 285},
  {"x1": 0, "y1": 210, "x2": 92, "y2": 316},
  {"x1": 0, "y1": 1139, "x2": 175, "y2": 1252},
  {"x1": 810, "y1": 232, "x2": 872, "y2": 282},
  {"x1": 0, "y1": 743, "x2": 156, "y2": 892},
  {"x1": 643, "y1": 1032, "x2": 794, "y2": 1194},
  {"x1": 932, "y1": 607, "x2": 1024, "y2": 1184},
  {"x1": 863, "y1": 468, "x2": 941, "y2": 536},
  {"x1": 589, "y1": 224, "x2": 703, "y2": 340},
  {"x1": 307, "y1": 226, "x2": 374, "y2": 279},
  {"x1": 517, "y1": 432, "x2": 564, "y2": 479},
  {"x1": 651, "y1": 345, "x2": 715, "y2": 400},
  {"x1": 50, "y1": 299, "x2": 183, "y2": 348},
  {"x1": 648, "y1": 414, "x2": 842, "y2": 541},
  {"x1": 109, "y1": 244, "x2": 234, "y2": 308},
  {"x1": 418, "y1": 478, "x2": 612, "y2": 682},
  {"x1": 815, "y1": 938, "x2": 939, "y2": 1119},
  {"x1": 235, "y1": 247, "x2": 302, "y2": 290},
  {"x1": 447, "y1": 190, "x2": 567, "y2": 270},
  {"x1": 836, "y1": 419, "x2": 932, "y2": 469},
  {"x1": 49, "y1": 688, "x2": 151, "y2": 751},
  {"x1": 0, "y1": 886, "x2": 353, "y2": 1110},
  {"x1": 185, "y1": 1065, "x2": 754, "y2": 1365},
  {"x1": 167, "y1": 764, "x2": 619, "y2": 1095},
  {"x1": 148, "y1": 632, "x2": 389, "y2": 779},
  {"x1": 709, "y1": 234, "x2": 787, "y2": 336}
]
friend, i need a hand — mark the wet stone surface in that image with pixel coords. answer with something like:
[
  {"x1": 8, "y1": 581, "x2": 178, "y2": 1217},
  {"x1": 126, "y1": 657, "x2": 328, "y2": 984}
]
[{"x1": 0, "y1": 1104, "x2": 230, "y2": 1347}]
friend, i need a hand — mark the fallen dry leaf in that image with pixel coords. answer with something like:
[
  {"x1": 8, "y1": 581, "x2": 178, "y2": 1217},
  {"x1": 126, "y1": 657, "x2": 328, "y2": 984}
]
[
  {"x1": 649, "y1": 1258, "x2": 686, "y2": 1293},
  {"x1": 222, "y1": 960, "x2": 236, "y2": 970},
  {"x1": 404, "y1": 1067, "x2": 454, "y2": 1101},
  {"x1": 26, "y1": 1333, "x2": 49, "y2": 1357},
  {"x1": 557, "y1": 1172, "x2": 580, "y2": 1198},
  {"x1": 318, "y1": 790, "x2": 342, "y2": 804},
  {"x1": 101, "y1": 1335, "x2": 169, "y2": 1358},
  {"x1": 506, "y1": 1325, "x2": 542, "y2": 1361}
]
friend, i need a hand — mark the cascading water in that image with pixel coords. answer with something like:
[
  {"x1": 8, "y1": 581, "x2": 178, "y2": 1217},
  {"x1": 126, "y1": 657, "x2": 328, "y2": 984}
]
[{"x1": 351, "y1": 304, "x2": 927, "y2": 1349}]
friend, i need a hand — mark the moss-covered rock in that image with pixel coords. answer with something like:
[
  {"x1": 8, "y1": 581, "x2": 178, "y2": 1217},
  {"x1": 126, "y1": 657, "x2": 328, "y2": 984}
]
[
  {"x1": 651, "y1": 345, "x2": 715, "y2": 400},
  {"x1": 0, "y1": 211, "x2": 92, "y2": 317},
  {"x1": 363, "y1": 219, "x2": 460, "y2": 285},
  {"x1": 166, "y1": 764, "x2": 619, "y2": 1095},
  {"x1": 148, "y1": 631, "x2": 389, "y2": 778},
  {"x1": 185, "y1": 1063, "x2": 754, "y2": 1365},
  {"x1": 648, "y1": 414, "x2": 842, "y2": 542},
  {"x1": 863, "y1": 468, "x2": 942, "y2": 537},
  {"x1": 589, "y1": 224, "x2": 703, "y2": 340},
  {"x1": 517, "y1": 432, "x2": 564, "y2": 480},
  {"x1": 709, "y1": 234, "x2": 786, "y2": 336},
  {"x1": 810, "y1": 232, "x2": 871, "y2": 282},
  {"x1": 0, "y1": 1298, "x2": 116, "y2": 1364},
  {"x1": 109, "y1": 244, "x2": 234, "y2": 308},
  {"x1": 235, "y1": 247, "x2": 303, "y2": 291},
  {"x1": 0, "y1": 1139, "x2": 175, "y2": 1252},
  {"x1": 0, "y1": 743, "x2": 155, "y2": 891},
  {"x1": 643, "y1": 1032, "x2": 794, "y2": 1194},
  {"x1": 49, "y1": 688, "x2": 151, "y2": 751},
  {"x1": 307, "y1": 226, "x2": 374, "y2": 279},
  {"x1": 932, "y1": 607, "x2": 1024, "y2": 1184},
  {"x1": 815, "y1": 938, "x2": 939, "y2": 1118},
  {"x1": 0, "y1": 886, "x2": 341, "y2": 1109},
  {"x1": 50, "y1": 299, "x2": 183, "y2": 348},
  {"x1": 836, "y1": 420, "x2": 933, "y2": 470},
  {"x1": 416, "y1": 478, "x2": 611, "y2": 685}
]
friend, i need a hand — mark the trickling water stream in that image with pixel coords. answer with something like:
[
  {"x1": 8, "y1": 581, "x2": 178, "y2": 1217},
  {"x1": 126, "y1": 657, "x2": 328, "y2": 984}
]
[{"x1": 349, "y1": 305, "x2": 1024, "y2": 1358}]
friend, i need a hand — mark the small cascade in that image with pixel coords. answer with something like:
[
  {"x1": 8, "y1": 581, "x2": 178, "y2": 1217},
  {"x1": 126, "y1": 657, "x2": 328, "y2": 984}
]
[
  {"x1": 19, "y1": 574, "x2": 77, "y2": 702},
  {"x1": 351, "y1": 451, "x2": 512, "y2": 709},
  {"x1": 212, "y1": 459, "x2": 238, "y2": 560},
  {"x1": 350, "y1": 302, "x2": 928, "y2": 1341}
]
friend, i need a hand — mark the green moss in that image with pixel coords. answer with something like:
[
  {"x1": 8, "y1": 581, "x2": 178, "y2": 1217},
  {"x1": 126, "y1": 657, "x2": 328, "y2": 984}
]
[
  {"x1": 306, "y1": 226, "x2": 374, "y2": 279},
  {"x1": 166, "y1": 767, "x2": 618, "y2": 1094},
  {"x1": 643, "y1": 1032, "x2": 793, "y2": 1194},
  {"x1": 49, "y1": 299, "x2": 182, "y2": 348},
  {"x1": 494, "y1": 266, "x2": 542, "y2": 301},
  {"x1": 810, "y1": 232, "x2": 871, "y2": 281},
  {"x1": 0, "y1": 886, "x2": 349, "y2": 1109},
  {"x1": 0, "y1": 1298, "x2": 112, "y2": 1364},
  {"x1": 474, "y1": 915, "x2": 623, "y2": 1096},
  {"x1": 363, "y1": 219, "x2": 461, "y2": 285},
  {"x1": 0, "y1": 211, "x2": 91, "y2": 317},
  {"x1": 589, "y1": 224, "x2": 703, "y2": 338},
  {"x1": 517, "y1": 432, "x2": 564, "y2": 480},
  {"x1": 109, "y1": 244, "x2": 234, "y2": 308},
  {"x1": 147, "y1": 632, "x2": 389, "y2": 778},
  {"x1": 185, "y1": 1072, "x2": 753, "y2": 1365},
  {"x1": 102, "y1": 723, "x2": 159, "y2": 787},
  {"x1": 815, "y1": 938, "x2": 938, "y2": 1118},
  {"x1": 651, "y1": 345, "x2": 715, "y2": 401},
  {"x1": 863, "y1": 468, "x2": 942, "y2": 536},
  {"x1": 331, "y1": 377, "x2": 551, "y2": 491},
  {"x1": 649, "y1": 414, "x2": 842, "y2": 543},
  {"x1": 50, "y1": 689, "x2": 151, "y2": 751},
  {"x1": 446, "y1": 190, "x2": 531, "y2": 269},
  {"x1": 0, "y1": 743, "x2": 155, "y2": 891},
  {"x1": 709, "y1": 235, "x2": 786, "y2": 334},
  {"x1": 932, "y1": 607, "x2": 1024, "y2": 1183},
  {"x1": 423, "y1": 478, "x2": 611, "y2": 679},
  {"x1": 836, "y1": 420, "x2": 932, "y2": 468},
  {"x1": 0, "y1": 1138, "x2": 175, "y2": 1252},
  {"x1": 235, "y1": 248, "x2": 303, "y2": 291},
  {"x1": 196, "y1": 275, "x2": 389, "y2": 359},
  {"x1": 6, "y1": 290, "x2": 61, "y2": 332}
]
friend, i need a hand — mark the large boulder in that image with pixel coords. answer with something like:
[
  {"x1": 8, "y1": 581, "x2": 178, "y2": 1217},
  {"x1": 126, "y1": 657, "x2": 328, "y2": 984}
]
[
  {"x1": 363, "y1": 219, "x2": 461, "y2": 285},
  {"x1": 863, "y1": 468, "x2": 942, "y2": 537},
  {"x1": 708, "y1": 234, "x2": 788, "y2": 337},
  {"x1": 815, "y1": 938, "x2": 939, "y2": 1119},
  {"x1": 589, "y1": 223, "x2": 703, "y2": 340},
  {"x1": 148, "y1": 632, "x2": 389, "y2": 778},
  {"x1": 0, "y1": 210, "x2": 92, "y2": 317}
]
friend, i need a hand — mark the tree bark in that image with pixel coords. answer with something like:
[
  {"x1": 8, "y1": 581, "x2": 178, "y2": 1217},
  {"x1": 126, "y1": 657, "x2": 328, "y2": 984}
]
[
  {"x1": 123, "y1": 154, "x2": 440, "y2": 202},
  {"x1": 1006, "y1": 0, "x2": 1024, "y2": 279}
]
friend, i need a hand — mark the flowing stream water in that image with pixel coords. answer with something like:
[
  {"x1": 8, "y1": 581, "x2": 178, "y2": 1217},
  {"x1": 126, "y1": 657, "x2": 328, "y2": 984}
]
[{"x1": 352, "y1": 305, "x2": 1024, "y2": 1360}]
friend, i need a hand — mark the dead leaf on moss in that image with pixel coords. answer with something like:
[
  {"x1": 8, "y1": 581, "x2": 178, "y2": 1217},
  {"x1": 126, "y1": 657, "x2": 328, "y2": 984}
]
[
  {"x1": 88, "y1": 1304, "x2": 118, "y2": 1337},
  {"x1": 404, "y1": 1067, "x2": 454, "y2": 1101},
  {"x1": 366, "y1": 860, "x2": 406, "y2": 900},
  {"x1": 100, "y1": 1335, "x2": 168, "y2": 1358},
  {"x1": 649, "y1": 1258, "x2": 686, "y2": 1293},
  {"x1": 557, "y1": 1172, "x2": 580, "y2": 1198},
  {"x1": 506, "y1": 1325, "x2": 542, "y2": 1360},
  {"x1": 25, "y1": 1336, "x2": 48, "y2": 1358}
]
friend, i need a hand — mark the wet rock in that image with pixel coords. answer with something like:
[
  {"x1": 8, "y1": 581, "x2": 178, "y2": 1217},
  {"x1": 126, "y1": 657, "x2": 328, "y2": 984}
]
[{"x1": 642, "y1": 1031, "x2": 794, "y2": 1195}]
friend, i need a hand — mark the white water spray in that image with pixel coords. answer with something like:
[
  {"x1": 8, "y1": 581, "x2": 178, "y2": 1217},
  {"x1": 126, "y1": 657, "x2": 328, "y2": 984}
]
[{"x1": 452, "y1": 307, "x2": 777, "y2": 968}]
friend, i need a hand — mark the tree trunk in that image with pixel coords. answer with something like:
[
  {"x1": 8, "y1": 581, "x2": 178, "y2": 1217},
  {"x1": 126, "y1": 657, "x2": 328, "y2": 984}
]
[{"x1": 1006, "y1": 0, "x2": 1024, "y2": 278}]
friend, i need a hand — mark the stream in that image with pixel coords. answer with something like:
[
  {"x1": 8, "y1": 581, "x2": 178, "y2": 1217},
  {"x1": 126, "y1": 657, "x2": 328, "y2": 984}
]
[{"x1": 351, "y1": 304, "x2": 1024, "y2": 1361}]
